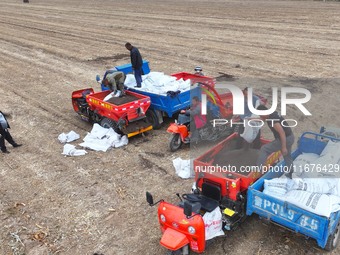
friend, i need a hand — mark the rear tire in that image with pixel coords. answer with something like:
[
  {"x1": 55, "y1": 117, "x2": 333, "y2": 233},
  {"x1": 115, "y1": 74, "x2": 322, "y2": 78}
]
[
  {"x1": 146, "y1": 110, "x2": 161, "y2": 130},
  {"x1": 169, "y1": 134, "x2": 182, "y2": 152},
  {"x1": 325, "y1": 221, "x2": 340, "y2": 251},
  {"x1": 100, "y1": 118, "x2": 123, "y2": 134}
]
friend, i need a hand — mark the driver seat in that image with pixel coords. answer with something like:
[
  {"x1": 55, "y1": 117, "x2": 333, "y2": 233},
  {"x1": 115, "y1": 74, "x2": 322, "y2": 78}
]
[{"x1": 183, "y1": 182, "x2": 220, "y2": 212}]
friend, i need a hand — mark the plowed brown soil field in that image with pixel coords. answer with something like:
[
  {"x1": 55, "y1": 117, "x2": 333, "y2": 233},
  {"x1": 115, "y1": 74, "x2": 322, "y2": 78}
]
[{"x1": 1, "y1": 0, "x2": 340, "y2": 254}]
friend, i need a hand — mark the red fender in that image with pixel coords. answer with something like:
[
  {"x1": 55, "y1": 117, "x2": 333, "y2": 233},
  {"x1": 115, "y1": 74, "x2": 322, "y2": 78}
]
[
  {"x1": 167, "y1": 123, "x2": 189, "y2": 141},
  {"x1": 160, "y1": 228, "x2": 189, "y2": 251}
]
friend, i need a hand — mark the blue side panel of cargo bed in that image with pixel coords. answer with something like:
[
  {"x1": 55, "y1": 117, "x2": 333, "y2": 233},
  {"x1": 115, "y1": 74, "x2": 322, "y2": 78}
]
[
  {"x1": 127, "y1": 86, "x2": 200, "y2": 117},
  {"x1": 115, "y1": 60, "x2": 150, "y2": 75},
  {"x1": 246, "y1": 132, "x2": 340, "y2": 249}
]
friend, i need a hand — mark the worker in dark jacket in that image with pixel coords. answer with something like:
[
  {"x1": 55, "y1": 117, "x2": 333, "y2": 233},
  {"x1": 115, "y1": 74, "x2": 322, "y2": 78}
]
[
  {"x1": 125, "y1": 42, "x2": 143, "y2": 88},
  {"x1": 0, "y1": 111, "x2": 22, "y2": 153}
]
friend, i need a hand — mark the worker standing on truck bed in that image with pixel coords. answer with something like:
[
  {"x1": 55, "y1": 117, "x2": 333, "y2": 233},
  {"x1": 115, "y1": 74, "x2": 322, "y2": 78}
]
[
  {"x1": 125, "y1": 42, "x2": 143, "y2": 88},
  {"x1": 0, "y1": 111, "x2": 22, "y2": 154},
  {"x1": 102, "y1": 71, "x2": 126, "y2": 97},
  {"x1": 256, "y1": 105, "x2": 295, "y2": 178}
]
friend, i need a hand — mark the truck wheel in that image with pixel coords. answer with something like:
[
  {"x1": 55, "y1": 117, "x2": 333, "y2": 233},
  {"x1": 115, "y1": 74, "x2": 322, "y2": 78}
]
[
  {"x1": 169, "y1": 134, "x2": 182, "y2": 152},
  {"x1": 166, "y1": 250, "x2": 181, "y2": 255},
  {"x1": 165, "y1": 245, "x2": 189, "y2": 255},
  {"x1": 100, "y1": 118, "x2": 122, "y2": 134},
  {"x1": 325, "y1": 222, "x2": 340, "y2": 251},
  {"x1": 146, "y1": 110, "x2": 161, "y2": 130}
]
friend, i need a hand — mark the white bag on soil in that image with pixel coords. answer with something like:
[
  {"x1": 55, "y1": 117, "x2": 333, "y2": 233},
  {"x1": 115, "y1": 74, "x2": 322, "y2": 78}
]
[
  {"x1": 58, "y1": 130, "x2": 80, "y2": 143},
  {"x1": 79, "y1": 123, "x2": 128, "y2": 151},
  {"x1": 62, "y1": 144, "x2": 87, "y2": 156},
  {"x1": 203, "y1": 207, "x2": 225, "y2": 240},
  {"x1": 172, "y1": 157, "x2": 192, "y2": 179}
]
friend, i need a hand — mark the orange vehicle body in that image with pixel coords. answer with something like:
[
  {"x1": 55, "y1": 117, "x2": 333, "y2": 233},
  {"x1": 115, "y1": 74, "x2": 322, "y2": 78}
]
[
  {"x1": 167, "y1": 122, "x2": 189, "y2": 141},
  {"x1": 193, "y1": 132, "x2": 281, "y2": 201},
  {"x1": 158, "y1": 201, "x2": 206, "y2": 253},
  {"x1": 154, "y1": 133, "x2": 281, "y2": 253}
]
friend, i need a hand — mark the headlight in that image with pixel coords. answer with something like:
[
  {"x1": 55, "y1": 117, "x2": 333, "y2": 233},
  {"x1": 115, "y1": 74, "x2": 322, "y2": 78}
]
[
  {"x1": 188, "y1": 226, "x2": 196, "y2": 234},
  {"x1": 160, "y1": 214, "x2": 166, "y2": 222}
]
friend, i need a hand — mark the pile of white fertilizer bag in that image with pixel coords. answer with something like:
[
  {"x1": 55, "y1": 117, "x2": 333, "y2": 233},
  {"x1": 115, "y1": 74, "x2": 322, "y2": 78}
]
[
  {"x1": 59, "y1": 124, "x2": 128, "y2": 156},
  {"x1": 263, "y1": 140, "x2": 340, "y2": 217},
  {"x1": 124, "y1": 72, "x2": 191, "y2": 95}
]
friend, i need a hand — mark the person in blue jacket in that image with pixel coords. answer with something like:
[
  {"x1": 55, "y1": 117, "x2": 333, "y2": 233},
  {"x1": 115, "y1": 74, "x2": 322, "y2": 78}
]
[{"x1": 125, "y1": 42, "x2": 143, "y2": 88}]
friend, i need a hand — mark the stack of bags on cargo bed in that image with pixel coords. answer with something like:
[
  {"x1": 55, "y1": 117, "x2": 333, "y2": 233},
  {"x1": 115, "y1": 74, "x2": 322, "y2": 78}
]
[
  {"x1": 124, "y1": 72, "x2": 191, "y2": 95},
  {"x1": 263, "y1": 140, "x2": 340, "y2": 217}
]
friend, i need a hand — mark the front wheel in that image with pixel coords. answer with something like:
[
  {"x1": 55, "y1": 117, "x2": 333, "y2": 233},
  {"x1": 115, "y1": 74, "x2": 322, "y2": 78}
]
[
  {"x1": 166, "y1": 250, "x2": 182, "y2": 255},
  {"x1": 165, "y1": 244, "x2": 189, "y2": 255},
  {"x1": 169, "y1": 134, "x2": 182, "y2": 152},
  {"x1": 325, "y1": 221, "x2": 340, "y2": 251}
]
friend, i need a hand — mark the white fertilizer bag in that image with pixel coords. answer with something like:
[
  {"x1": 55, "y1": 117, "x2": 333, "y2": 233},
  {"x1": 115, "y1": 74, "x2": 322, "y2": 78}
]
[
  {"x1": 103, "y1": 92, "x2": 115, "y2": 101},
  {"x1": 320, "y1": 140, "x2": 340, "y2": 161},
  {"x1": 263, "y1": 178, "x2": 294, "y2": 198},
  {"x1": 293, "y1": 178, "x2": 340, "y2": 197},
  {"x1": 58, "y1": 130, "x2": 80, "y2": 143},
  {"x1": 172, "y1": 157, "x2": 192, "y2": 179},
  {"x1": 293, "y1": 153, "x2": 320, "y2": 177},
  {"x1": 62, "y1": 144, "x2": 87, "y2": 156},
  {"x1": 203, "y1": 207, "x2": 225, "y2": 240},
  {"x1": 240, "y1": 119, "x2": 261, "y2": 143},
  {"x1": 285, "y1": 190, "x2": 340, "y2": 217}
]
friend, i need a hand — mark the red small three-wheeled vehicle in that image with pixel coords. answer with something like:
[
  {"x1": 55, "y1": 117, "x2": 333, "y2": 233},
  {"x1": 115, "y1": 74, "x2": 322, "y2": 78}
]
[
  {"x1": 147, "y1": 133, "x2": 281, "y2": 254},
  {"x1": 72, "y1": 88, "x2": 152, "y2": 137},
  {"x1": 167, "y1": 82, "x2": 234, "y2": 151}
]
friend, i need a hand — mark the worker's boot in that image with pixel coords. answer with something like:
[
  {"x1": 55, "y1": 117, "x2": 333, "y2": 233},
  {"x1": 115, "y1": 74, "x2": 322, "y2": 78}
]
[
  {"x1": 120, "y1": 91, "x2": 126, "y2": 97},
  {"x1": 1, "y1": 147, "x2": 10, "y2": 153}
]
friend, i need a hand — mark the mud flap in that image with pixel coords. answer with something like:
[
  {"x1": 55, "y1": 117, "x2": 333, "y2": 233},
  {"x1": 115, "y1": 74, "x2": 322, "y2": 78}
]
[
  {"x1": 123, "y1": 118, "x2": 153, "y2": 137},
  {"x1": 127, "y1": 125, "x2": 152, "y2": 138},
  {"x1": 155, "y1": 109, "x2": 164, "y2": 125},
  {"x1": 160, "y1": 228, "x2": 189, "y2": 251}
]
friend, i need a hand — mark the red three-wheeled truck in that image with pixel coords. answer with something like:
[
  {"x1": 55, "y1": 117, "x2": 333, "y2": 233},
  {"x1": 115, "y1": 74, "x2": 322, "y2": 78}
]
[{"x1": 147, "y1": 133, "x2": 281, "y2": 254}]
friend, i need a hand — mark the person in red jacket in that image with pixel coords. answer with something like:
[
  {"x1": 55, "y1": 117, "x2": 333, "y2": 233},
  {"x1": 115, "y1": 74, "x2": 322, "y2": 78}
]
[
  {"x1": 0, "y1": 111, "x2": 22, "y2": 154},
  {"x1": 180, "y1": 96, "x2": 207, "y2": 142}
]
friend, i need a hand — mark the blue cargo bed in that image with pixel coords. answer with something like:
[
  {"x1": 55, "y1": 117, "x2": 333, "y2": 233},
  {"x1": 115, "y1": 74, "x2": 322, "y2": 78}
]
[
  {"x1": 247, "y1": 132, "x2": 340, "y2": 250},
  {"x1": 100, "y1": 62, "x2": 214, "y2": 128}
]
